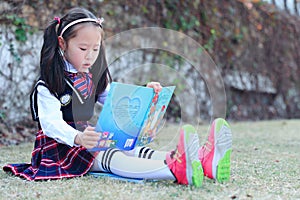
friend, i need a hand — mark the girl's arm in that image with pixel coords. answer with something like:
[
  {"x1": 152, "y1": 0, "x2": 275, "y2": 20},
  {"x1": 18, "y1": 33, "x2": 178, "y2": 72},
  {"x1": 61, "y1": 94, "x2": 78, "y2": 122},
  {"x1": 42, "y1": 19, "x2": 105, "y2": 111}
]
[
  {"x1": 37, "y1": 85, "x2": 80, "y2": 147},
  {"x1": 96, "y1": 89, "x2": 108, "y2": 105},
  {"x1": 96, "y1": 83, "x2": 110, "y2": 104}
]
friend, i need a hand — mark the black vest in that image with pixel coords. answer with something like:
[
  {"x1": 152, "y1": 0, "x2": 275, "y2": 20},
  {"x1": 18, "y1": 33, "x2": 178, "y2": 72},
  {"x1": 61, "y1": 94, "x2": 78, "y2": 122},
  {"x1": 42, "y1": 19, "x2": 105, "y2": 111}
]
[{"x1": 30, "y1": 78, "x2": 97, "y2": 129}]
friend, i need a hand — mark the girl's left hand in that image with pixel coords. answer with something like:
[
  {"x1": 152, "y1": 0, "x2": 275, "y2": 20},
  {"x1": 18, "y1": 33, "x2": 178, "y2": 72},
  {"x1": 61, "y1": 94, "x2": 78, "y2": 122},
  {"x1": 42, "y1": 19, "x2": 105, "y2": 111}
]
[{"x1": 146, "y1": 82, "x2": 162, "y2": 93}]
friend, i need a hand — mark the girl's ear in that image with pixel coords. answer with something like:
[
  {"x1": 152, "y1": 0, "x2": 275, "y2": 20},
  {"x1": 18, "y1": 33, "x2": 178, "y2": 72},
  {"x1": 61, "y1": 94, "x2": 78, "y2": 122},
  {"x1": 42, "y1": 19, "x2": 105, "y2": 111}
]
[{"x1": 58, "y1": 36, "x2": 66, "y2": 50}]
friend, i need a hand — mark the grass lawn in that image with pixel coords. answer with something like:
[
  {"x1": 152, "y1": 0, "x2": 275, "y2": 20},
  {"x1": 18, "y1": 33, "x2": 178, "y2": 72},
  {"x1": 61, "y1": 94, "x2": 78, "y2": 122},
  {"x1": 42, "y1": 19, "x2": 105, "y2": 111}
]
[{"x1": 0, "y1": 120, "x2": 299, "y2": 200}]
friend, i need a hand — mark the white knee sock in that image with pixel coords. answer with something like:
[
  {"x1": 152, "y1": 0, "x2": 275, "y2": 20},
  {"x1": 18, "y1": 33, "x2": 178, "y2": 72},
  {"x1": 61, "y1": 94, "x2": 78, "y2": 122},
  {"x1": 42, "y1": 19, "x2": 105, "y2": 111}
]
[
  {"x1": 91, "y1": 148, "x2": 175, "y2": 180},
  {"x1": 123, "y1": 146, "x2": 168, "y2": 160}
]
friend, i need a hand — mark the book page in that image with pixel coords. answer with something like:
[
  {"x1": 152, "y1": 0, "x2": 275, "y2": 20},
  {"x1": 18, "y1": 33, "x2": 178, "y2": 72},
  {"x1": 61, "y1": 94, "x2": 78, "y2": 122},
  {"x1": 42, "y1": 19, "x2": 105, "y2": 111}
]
[{"x1": 137, "y1": 86, "x2": 176, "y2": 146}]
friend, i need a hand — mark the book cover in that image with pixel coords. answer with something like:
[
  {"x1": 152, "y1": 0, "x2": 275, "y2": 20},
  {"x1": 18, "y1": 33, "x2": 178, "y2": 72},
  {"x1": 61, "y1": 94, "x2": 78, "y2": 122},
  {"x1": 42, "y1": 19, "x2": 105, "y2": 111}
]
[{"x1": 90, "y1": 82, "x2": 175, "y2": 151}]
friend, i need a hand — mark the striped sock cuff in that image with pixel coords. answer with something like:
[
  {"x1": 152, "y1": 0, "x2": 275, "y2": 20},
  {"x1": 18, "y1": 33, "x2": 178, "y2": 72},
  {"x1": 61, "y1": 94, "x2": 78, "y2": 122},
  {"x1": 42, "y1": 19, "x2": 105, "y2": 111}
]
[
  {"x1": 138, "y1": 147, "x2": 155, "y2": 159},
  {"x1": 101, "y1": 148, "x2": 120, "y2": 173}
]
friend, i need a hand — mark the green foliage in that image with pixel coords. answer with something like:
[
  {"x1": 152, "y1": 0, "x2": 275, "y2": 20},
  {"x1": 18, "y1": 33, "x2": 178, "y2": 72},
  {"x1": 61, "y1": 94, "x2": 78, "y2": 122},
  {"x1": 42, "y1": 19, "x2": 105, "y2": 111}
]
[
  {"x1": 141, "y1": 6, "x2": 149, "y2": 14},
  {"x1": 9, "y1": 43, "x2": 21, "y2": 63},
  {"x1": 0, "y1": 110, "x2": 6, "y2": 121},
  {"x1": 163, "y1": 9, "x2": 200, "y2": 31},
  {"x1": 203, "y1": 29, "x2": 217, "y2": 52},
  {"x1": 106, "y1": 9, "x2": 115, "y2": 16},
  {"x1": 5, "y1": 15, "x2": 32, "y2": 42},
  {"x1": 2, "y1": 15, "x2": 35, "y2": 64},
  {"x1": 179, "y1": 14, "x2": 200, "y2": 31},
  {"x1": 160, "y1": 51, "x2": 182, "y2": 68},
  {"x1": 160, "y1": 1, "x2": 218, "y2": 53}
]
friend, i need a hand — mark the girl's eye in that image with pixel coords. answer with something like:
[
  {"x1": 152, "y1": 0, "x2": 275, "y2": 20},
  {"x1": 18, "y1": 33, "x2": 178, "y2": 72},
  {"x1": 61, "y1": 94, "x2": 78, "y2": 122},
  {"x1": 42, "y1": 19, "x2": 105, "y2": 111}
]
[
  {"x1": 93, "y1": 49, "x2": 99, "y2": 51},
  {"x1": 80, "y1": 48, "x2": 87, "y2": 51}
]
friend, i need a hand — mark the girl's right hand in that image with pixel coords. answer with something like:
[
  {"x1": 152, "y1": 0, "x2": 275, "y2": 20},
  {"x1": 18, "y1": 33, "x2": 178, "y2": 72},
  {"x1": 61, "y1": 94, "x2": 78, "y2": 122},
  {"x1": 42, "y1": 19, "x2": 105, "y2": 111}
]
[{"x1": 74, "y1": 126, "x2": 100, "y2": 149}]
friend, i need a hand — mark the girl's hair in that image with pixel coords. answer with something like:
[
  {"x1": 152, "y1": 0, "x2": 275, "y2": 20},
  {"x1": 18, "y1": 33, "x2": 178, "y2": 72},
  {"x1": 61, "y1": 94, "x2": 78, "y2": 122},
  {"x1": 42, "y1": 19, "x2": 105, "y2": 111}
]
[{"x1": 40, "y1": 7, "x2": 111, "y2": 95}]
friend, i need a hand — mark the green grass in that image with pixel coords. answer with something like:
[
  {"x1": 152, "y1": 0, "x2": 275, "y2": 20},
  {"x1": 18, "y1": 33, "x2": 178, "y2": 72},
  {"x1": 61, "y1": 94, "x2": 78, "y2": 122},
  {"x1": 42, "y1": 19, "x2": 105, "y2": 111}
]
[{"x1": 1, "y1": 120, "x2": 300, "y2": 200}]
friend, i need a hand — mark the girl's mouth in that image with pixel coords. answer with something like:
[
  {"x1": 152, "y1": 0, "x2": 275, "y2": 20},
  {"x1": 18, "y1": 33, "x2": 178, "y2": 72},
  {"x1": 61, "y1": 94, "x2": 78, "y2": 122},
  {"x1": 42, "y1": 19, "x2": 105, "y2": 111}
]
[{"x1": 83, "y1": 63, "x2": 91, "y2": 68}]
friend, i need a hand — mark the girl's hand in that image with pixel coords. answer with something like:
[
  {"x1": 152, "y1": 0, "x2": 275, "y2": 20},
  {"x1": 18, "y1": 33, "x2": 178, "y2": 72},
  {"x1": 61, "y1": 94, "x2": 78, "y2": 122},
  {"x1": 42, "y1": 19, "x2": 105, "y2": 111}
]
[
  {"x1": 74, "y1": 126, "x2": 100, "y2": 149},
  {"x1": 146, "y1": 82, "x2": 162, "y2": 93}
]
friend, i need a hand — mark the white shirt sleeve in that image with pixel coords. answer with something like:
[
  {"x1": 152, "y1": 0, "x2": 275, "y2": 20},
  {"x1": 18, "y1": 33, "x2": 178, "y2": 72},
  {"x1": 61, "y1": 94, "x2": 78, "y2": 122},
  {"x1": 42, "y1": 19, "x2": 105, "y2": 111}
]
[{"x1": 37, "y1": 85, "x2": 78, "y2": 147}]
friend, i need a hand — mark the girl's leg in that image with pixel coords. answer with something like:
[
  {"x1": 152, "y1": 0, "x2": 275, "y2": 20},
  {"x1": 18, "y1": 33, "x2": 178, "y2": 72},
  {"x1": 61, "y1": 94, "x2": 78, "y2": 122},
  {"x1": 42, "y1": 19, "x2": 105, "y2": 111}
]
[
  {"x1": 91, "y1": 148, "x2": 175, "y2": 180},
  {"x1": 91, "y1": 124, "x2": 203, "y2": 187},
  {"x1": 123, "y1": 146, "x2": 167, "y2": 160},
  {"x1": 124, "y1": 119, "x2": 233, "y2": 182}
]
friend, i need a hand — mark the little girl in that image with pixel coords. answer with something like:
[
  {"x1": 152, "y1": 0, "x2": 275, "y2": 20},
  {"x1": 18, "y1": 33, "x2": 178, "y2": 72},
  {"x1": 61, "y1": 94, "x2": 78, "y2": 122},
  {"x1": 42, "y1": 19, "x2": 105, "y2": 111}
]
[{"x1": 3, "y1": 7, "x2": 232, "y2": 186}]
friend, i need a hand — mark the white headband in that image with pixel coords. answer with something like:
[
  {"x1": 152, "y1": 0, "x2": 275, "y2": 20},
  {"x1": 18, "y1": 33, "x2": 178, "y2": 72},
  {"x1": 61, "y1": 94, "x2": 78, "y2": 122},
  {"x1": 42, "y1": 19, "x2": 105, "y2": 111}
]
[{"x1": 60, "y1": 17, "x2": 104, "y2": 37}]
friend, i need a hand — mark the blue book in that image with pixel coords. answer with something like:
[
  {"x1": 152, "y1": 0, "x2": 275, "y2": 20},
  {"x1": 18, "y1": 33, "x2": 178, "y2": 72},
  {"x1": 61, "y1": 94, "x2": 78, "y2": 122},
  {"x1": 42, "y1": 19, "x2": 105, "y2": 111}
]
[{"x1": 89, "y1": 82, "x2": 175, "y2": 151}]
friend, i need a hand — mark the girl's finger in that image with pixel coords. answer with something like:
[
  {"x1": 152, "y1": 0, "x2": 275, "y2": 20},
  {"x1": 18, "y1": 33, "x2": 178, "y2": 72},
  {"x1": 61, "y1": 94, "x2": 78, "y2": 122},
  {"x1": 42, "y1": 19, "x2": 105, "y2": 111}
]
[{"x1": 85, "y1": 126, "x2": 95, "y2": 131}]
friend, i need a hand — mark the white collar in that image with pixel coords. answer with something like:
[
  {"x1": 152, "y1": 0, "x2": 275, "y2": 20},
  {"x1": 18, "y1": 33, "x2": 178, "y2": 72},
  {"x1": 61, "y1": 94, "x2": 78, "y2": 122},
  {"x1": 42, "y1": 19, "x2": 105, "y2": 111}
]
[{"x1": 64, "y1": 61, "x2": 78, "y2": 73}]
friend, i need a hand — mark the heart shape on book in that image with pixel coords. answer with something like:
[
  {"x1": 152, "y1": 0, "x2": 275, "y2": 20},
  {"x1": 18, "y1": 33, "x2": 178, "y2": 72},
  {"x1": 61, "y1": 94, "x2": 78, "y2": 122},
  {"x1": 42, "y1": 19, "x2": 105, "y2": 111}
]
[{"x1": 113, "y1": 96, "x2": 142, "y2": 134}]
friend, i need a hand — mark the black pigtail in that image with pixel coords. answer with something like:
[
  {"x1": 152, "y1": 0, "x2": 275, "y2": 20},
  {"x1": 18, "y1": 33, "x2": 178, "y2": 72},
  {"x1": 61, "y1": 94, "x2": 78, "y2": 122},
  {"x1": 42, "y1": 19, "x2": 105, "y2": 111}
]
[{"x1": 40, "y1": 19, "x2": 66, "y2": 95}]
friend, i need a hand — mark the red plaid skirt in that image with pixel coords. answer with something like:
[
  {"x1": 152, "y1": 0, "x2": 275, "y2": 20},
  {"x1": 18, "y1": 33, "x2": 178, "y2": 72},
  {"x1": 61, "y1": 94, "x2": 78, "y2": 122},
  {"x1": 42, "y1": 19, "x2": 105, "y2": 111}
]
[{"x1": 3, "y1": 130, "x2": 96, "y2": 181}]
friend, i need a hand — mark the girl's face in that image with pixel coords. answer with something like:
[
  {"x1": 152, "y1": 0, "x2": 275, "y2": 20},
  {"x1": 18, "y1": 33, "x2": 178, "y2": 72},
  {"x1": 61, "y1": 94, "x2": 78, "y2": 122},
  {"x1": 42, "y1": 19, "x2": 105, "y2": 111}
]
[{"x1": 59, "y1": 24, "x2": 102, "y2": 73}]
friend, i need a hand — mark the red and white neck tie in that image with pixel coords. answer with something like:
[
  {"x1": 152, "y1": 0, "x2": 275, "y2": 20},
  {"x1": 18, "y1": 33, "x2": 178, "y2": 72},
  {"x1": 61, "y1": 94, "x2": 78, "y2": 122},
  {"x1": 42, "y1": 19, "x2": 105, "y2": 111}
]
[{"x1": 66, "y1": 71, "x2": 94, "y2": 98}]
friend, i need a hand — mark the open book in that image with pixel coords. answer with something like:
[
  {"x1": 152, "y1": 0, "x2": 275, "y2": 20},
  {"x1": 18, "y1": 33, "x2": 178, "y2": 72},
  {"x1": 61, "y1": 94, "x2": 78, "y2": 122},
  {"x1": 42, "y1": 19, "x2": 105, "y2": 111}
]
[{"x1": 89, "y1": 82, "x2": 175, "y2": 151}]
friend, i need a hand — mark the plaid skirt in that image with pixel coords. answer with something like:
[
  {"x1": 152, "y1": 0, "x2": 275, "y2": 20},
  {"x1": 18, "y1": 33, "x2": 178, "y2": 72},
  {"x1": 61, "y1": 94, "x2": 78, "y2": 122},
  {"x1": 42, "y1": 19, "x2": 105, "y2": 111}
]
[{"x1": 3, "y1": 129, "x2": 96, "y2": 181}]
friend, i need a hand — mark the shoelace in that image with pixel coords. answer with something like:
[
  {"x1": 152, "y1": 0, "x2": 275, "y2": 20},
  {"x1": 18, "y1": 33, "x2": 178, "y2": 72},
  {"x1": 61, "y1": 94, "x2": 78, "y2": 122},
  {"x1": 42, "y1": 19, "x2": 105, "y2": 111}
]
[
  {"x1": 199, "y1": 140, "x2": 212, "y2": 161},
  {"x1": 203, "y1": 141, "x2": 212, "y2": 152},
  {"x1": 171, "y1": 148, "x2": 182, "y2": 163}
]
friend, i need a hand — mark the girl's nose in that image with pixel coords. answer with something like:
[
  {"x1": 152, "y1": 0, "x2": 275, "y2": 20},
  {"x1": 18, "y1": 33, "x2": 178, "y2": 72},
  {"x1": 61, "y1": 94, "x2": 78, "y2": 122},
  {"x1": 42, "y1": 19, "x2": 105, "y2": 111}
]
[{"x1": 85, "y1": 50, "x2": 93, "y2": 60}]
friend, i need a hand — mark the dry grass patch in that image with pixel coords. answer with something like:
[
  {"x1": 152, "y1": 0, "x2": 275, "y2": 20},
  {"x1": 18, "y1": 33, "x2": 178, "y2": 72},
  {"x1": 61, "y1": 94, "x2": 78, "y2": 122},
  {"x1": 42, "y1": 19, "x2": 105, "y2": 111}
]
[{"x1": 1, "y1": 120, "x2": 299, "y2": 200}]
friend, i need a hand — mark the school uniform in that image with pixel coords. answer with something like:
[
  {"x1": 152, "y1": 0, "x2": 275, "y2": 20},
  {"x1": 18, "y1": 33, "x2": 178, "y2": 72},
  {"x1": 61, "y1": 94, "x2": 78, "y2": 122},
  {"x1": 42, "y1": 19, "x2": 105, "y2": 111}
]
[{"x1": 3, "y1": 63, "x2": 109, "y2": 181}]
